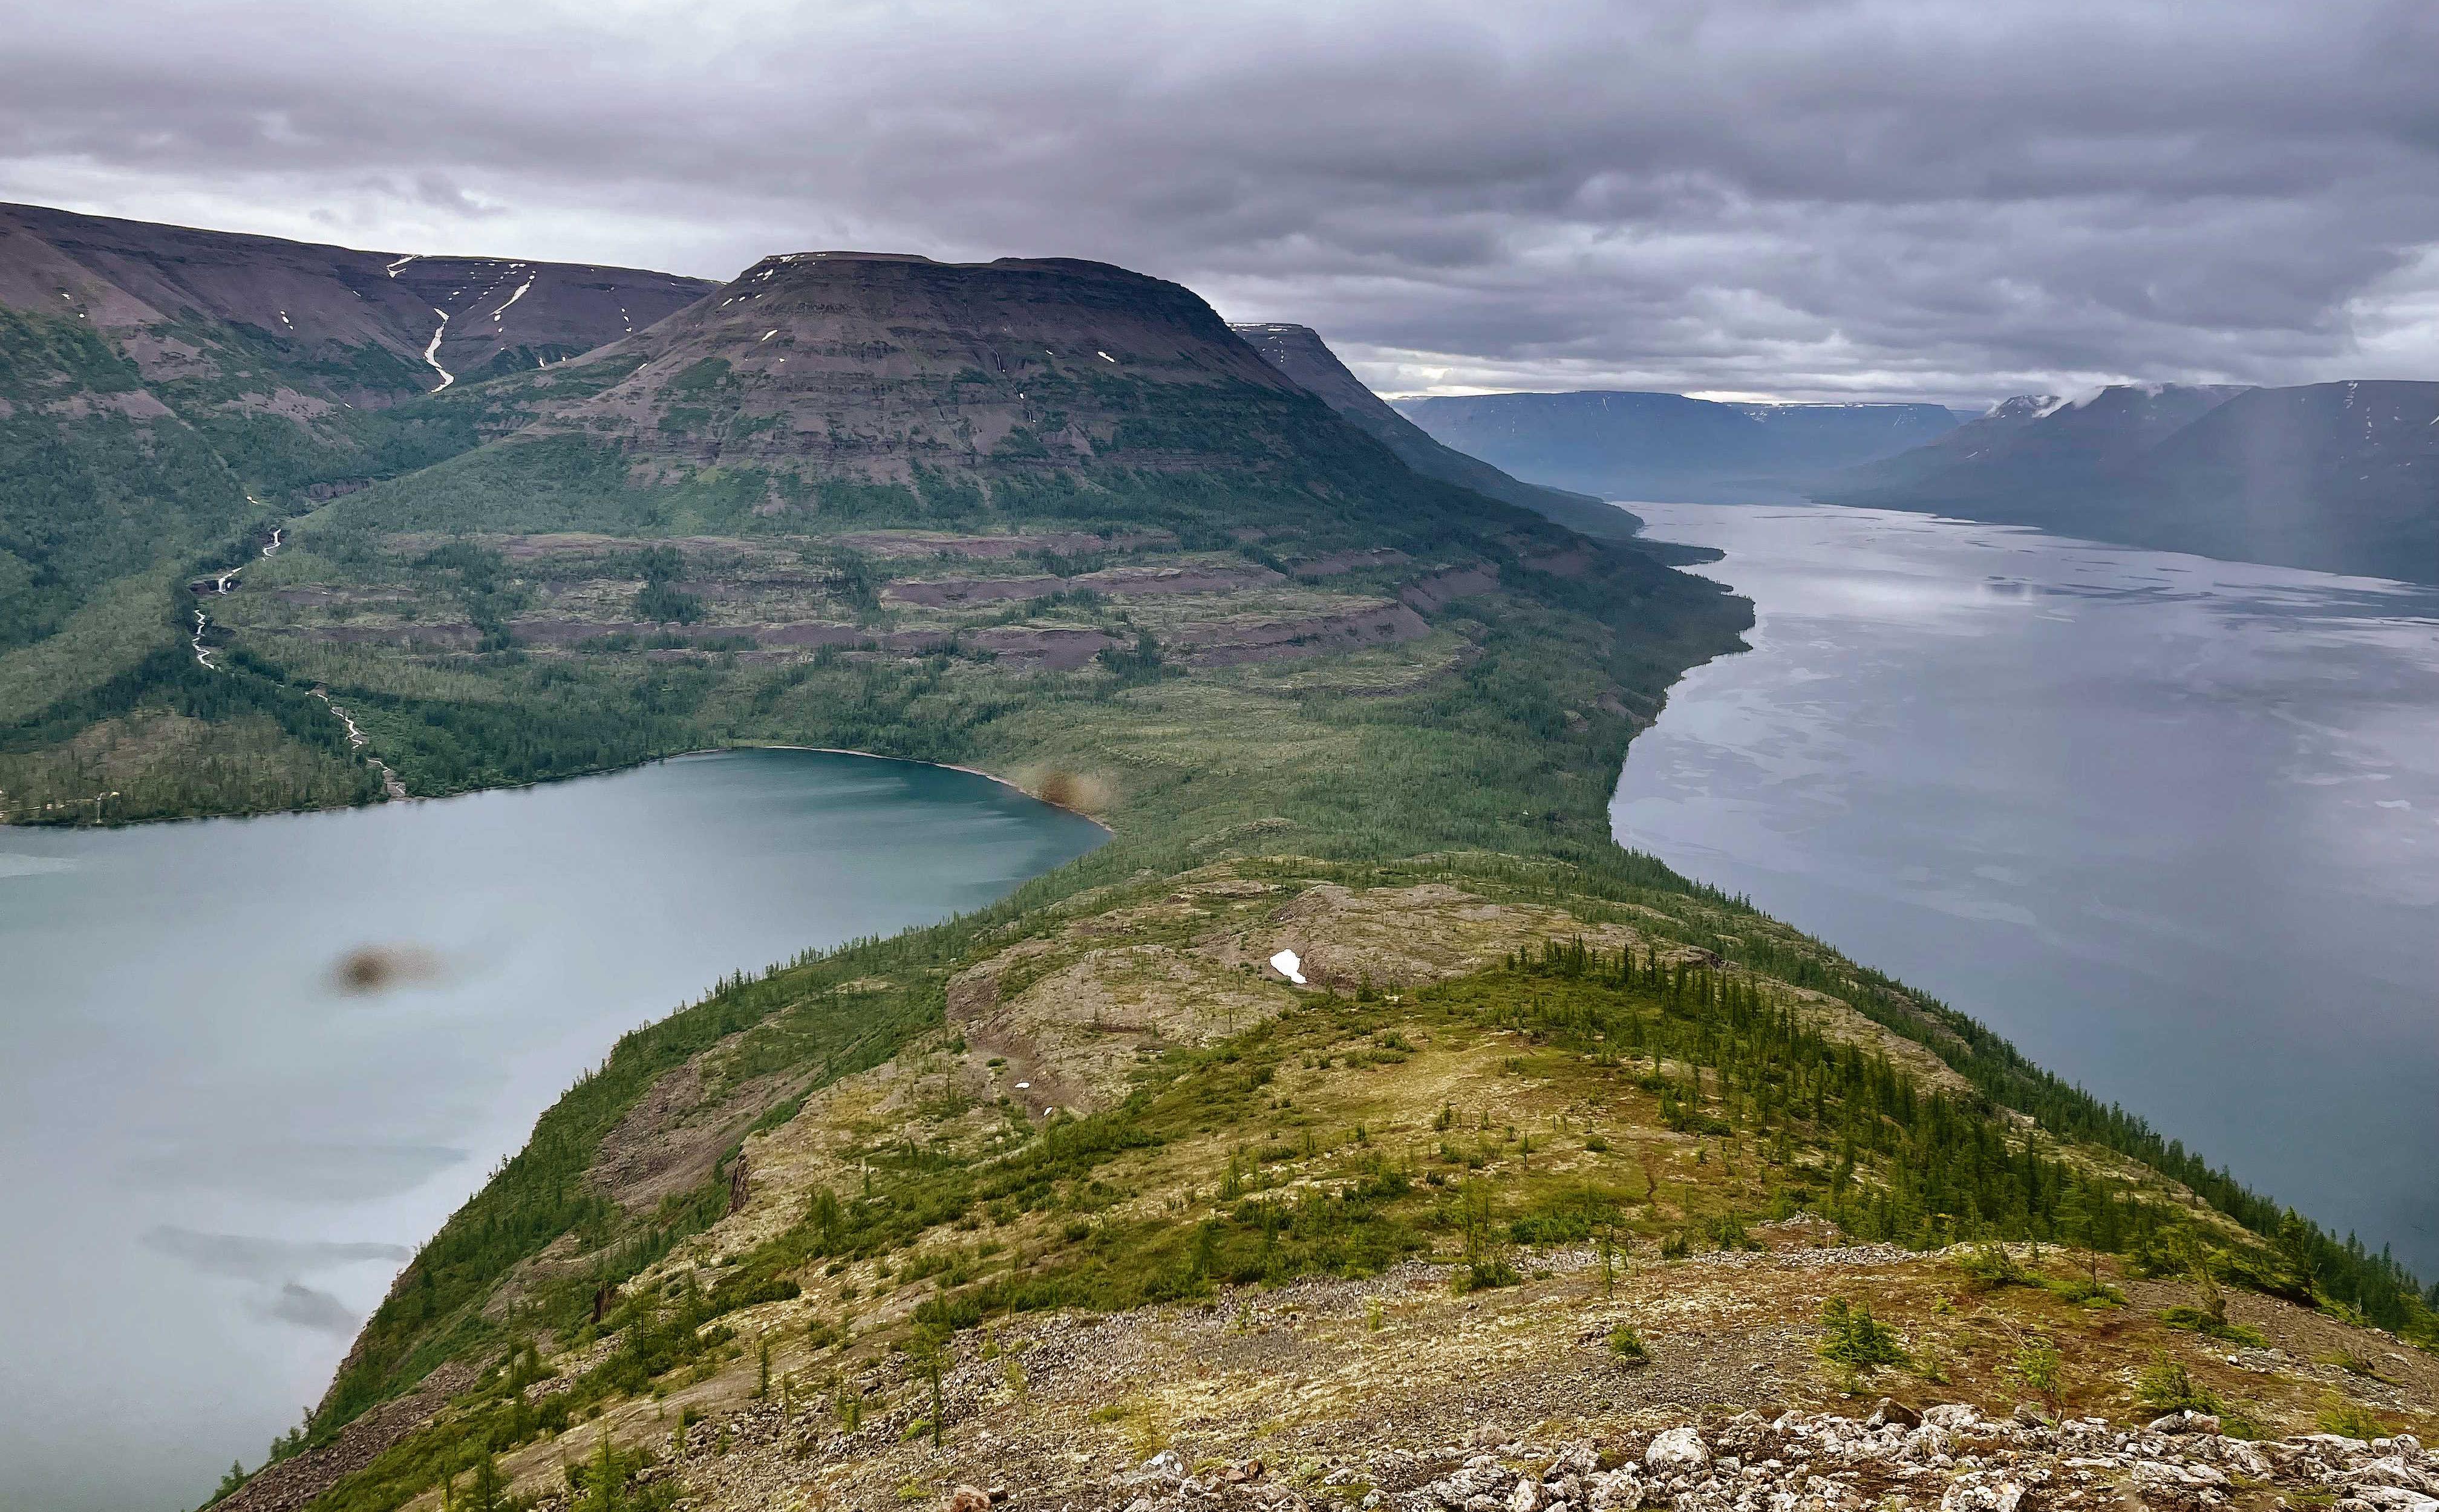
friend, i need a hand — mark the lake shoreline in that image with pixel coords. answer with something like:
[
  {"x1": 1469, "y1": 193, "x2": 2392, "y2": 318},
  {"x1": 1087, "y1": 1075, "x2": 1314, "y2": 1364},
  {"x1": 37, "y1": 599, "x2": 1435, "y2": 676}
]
[
  {"x1": 2, "y1": 740, "x2": 1114, "y2": 836},
  {"x1": 1609, "y1": 498, "x2": 2439, "y2": 1277},
  {"x1": 1, "y1": 748, "x2": 1113, "y2": 1512},
  {"x1": 707, "y1": 743, "x2": 1114, "y2": 832}
]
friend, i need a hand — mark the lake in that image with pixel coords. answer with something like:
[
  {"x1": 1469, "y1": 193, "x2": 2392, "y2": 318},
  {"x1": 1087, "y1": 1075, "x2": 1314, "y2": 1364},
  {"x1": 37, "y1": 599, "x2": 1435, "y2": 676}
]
[
  {"x1": 1611, "y1": 501, "x2": 2439, "y2": 1279},
  {"x1": 0, "y1": 749, "x2": 1105, "y2": 1512}
]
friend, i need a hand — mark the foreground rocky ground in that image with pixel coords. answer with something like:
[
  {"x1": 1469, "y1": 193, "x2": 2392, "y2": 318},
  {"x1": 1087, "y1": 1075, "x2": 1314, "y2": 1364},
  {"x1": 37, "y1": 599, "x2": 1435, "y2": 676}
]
[{"x1": 477, "y1": 1239, "x2": 2434, "y2": 1512}]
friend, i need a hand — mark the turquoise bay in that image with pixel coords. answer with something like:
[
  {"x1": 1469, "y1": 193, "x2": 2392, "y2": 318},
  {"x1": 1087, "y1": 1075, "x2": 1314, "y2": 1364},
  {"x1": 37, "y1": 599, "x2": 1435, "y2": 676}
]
[{"x1": 0, "y1": 749, "x2": 1105, "y2": 1512}]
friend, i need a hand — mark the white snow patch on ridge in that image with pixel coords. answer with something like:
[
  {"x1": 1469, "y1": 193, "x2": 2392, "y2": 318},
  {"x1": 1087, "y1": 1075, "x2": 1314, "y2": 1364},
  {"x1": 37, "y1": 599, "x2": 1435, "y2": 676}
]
[
  {"x1": 1268, "y1": 949, "x2": 1307, "y2": 985},
  {"x1": 491, "y1": 278, "x2": 534, "y2": 322}
]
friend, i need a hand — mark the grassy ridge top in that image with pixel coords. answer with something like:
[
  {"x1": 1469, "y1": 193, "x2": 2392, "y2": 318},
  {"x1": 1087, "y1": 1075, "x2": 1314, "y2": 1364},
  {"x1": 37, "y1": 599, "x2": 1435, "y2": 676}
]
[{"x1": 258, "y1": 846, "x2": 2439, "y2": 1512}]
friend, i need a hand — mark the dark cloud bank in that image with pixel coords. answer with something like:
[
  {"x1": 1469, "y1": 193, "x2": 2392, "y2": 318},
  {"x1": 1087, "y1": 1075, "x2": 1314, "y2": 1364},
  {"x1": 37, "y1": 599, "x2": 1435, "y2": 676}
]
[{"x1": 4, "y1": 0, "x2": 2435, "y2": 404}]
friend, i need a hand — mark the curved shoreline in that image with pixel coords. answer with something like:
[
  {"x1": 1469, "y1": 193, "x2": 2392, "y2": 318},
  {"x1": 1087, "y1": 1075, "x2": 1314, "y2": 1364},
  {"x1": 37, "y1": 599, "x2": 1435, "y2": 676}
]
[
  {"x1": 708, "y1": 743, "x2": 1114, "y2": 833},
  {"x1": 5, "y1": 741, "x2": 1112, "y2": 835}
]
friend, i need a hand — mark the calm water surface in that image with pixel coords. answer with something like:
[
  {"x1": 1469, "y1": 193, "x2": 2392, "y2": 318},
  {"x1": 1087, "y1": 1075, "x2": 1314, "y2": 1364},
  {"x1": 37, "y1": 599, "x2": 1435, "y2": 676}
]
[
  {"x1": 0, "y1": 749, "x2": 1104, "y2": 1512},
  {"x1": 1611, "y1": 501, "x2": 2439, "y2": 1276}
]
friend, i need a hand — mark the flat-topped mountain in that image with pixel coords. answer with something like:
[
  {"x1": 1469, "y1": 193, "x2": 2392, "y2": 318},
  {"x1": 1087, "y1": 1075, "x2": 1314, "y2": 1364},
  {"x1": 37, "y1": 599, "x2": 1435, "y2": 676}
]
[
  {"x1": 1393, "y1": 389, "x2": 1962, "y2": 501},
  {"x1": 0, "y1": 201, "x2": 713, "y2": 391},
  {"x1": 499, "y1": 252, "x2": 1300, "y2": 480},
  {"x1": 361, "y1": 252, "x2": 1619, "y2": 555},
  {"x1": 1232, "y1": 322, "x2": 1643, "y2": 541},
  {"x1": 1824, "y1": 380, "x2": 2439, "y2": 582},
  {"x1": 8, "y1": 225, "x2": 1742, "y2": 828}
]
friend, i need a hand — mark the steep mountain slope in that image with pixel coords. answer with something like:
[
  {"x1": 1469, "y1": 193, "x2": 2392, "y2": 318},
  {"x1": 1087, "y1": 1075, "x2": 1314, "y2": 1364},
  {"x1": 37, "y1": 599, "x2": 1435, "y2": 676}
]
[
  {"x1": 1393, "y1": 391, "x2": 1962, "y2": 501},
  {"x1": 0, "y1": 205, "x2": 717, "y2": 807},
  {"x1": 2139, "y1": 381, "x2": 2439, "y2": 576},
  {"x1": 0, "y1": 202, "x2": 713, "y2": 394},
  {"x1": 0, "y1": 203, "x2": 714, "y2": 636},
  {"x1": 1821, "y1": 382, "x2": 2439, "y2": 582},
  {"x1": 1231, "y1": 323, "x2": 1644, "y2": 541},
  {"x1": 0, "y1": 296, "x2": 253, "y2": 650},
  {"x1": 5, "y1": 246, "x2": 1748, "y2": 827}
]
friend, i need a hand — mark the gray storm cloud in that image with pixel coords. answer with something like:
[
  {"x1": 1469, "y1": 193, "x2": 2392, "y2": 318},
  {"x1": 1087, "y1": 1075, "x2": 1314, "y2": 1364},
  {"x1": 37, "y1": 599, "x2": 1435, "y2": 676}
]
[{"x1": 3, "y1": 0, "x2": 2434, "y2": 403}]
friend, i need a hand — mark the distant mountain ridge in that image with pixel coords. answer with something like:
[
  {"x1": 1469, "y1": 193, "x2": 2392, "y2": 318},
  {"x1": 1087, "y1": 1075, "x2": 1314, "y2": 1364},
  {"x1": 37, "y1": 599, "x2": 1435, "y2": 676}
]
[
  {"x1": 1229, "y1": 323, "x2": 1644, "y2": 541},
  {"x1": 0, "y1": 201, "x2": 713, "y2": 390},
  {"x1": 1392, "y1": 388, "x2": 1963, "y2": 501},
  {"x1": 1822, "y1": 380, "x2": 2439, "y2": 583}
]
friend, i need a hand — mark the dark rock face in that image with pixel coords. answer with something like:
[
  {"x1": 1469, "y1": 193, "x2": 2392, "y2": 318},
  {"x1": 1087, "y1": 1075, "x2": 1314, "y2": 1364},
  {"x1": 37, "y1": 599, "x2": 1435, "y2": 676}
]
[
  {"x1": 1825, "y1": 380, "x2": 2439, "y2": 583},
  {"x1": 0, "y1": 200, "x2": 714, "y2": 391},
  {"x1": 521, "y1": 252, "x2": 1304, "y2": 478}
]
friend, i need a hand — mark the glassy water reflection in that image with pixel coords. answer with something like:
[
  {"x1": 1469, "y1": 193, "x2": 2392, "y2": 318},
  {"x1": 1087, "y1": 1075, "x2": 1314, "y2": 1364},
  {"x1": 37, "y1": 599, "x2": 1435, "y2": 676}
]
[{"x1": 1611, "y1": 503, "x2": 2439, "y2": 1275}]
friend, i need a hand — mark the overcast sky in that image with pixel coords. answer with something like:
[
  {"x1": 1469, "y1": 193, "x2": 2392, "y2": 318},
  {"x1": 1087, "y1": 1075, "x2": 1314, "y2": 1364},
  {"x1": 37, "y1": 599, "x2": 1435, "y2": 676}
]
[{"x1": 5, "y1": 0, "x2": 2437, "y2": 406}]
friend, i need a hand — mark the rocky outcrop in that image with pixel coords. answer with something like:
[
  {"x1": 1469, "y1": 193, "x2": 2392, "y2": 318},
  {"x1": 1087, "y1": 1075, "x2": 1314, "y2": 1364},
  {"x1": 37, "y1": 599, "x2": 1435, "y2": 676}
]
[
  {"x1": 1379, "y1": 1409, "x2": 2435, "y2": 1512},
  {"x1": 211, "y1": 1361, "x2": 477, "y2": 1512}
]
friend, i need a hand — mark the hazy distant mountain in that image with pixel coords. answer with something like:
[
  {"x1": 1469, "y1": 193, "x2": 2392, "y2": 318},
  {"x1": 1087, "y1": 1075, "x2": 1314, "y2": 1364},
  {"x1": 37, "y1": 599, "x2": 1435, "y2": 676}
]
[
  {"x1": 1830, "y1": 383, "x2": 2247, "y2": 500},
  {"x1": 1230, "y1": 323, "x2": 1643, "y2": 541},
  {"x1": 1823, "y1": 381, "x2": 2439, "y2": 582},
  {"x1": 1392, "y1": 389, "x2": 1963, "y2": 500}
]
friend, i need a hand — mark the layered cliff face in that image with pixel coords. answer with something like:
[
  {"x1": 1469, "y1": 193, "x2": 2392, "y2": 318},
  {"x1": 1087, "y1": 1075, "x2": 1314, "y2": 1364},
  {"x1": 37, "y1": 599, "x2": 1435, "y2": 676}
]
[
  {"x1": 6, "y1": 226, "x2": 1743, "y2": 827},
  {"x1": 511, "y1": 252, "x2": 1303, "y2": 478}
]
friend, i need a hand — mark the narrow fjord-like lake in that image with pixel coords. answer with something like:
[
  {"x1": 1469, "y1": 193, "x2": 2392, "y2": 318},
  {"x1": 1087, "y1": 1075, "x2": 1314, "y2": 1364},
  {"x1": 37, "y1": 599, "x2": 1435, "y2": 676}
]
[
  {"x1": 0, "y1": 749, "x2": 1105, "y2": 1512},
  {"x1": 1611, "y1": 501, "x2": 2439, "y2": 1279}
]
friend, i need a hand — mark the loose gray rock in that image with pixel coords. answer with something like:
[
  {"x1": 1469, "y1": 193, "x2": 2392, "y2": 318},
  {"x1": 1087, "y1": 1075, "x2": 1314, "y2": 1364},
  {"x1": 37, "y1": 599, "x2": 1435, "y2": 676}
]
[
  {"x1": 1870, "y1": 1399, "x2": 1924, "y2": 1430},
  {"x1": 1646, "y1": 1427, "x2": 1709, "y2": 1472}
]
